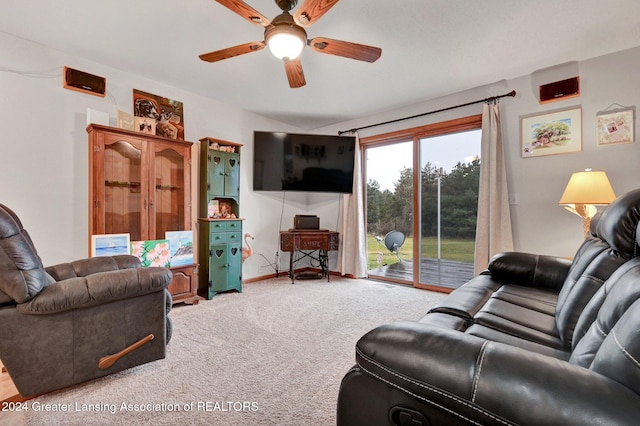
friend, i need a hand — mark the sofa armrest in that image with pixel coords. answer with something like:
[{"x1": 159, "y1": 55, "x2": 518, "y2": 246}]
[
  {"x1": 487, "y1": 251, "x2": 571, "y2": 290},
  {"x1": 46, "y1": 255, "x2": 142, "y2": 281},
  {"x1": 16, "y1": 267, "x2": 172, "y2": 315},
  {"x1": 355, "y1": 322, "x2": 640, "y2": 426}
]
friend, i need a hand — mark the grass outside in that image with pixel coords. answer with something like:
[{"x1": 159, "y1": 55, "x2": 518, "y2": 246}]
[{"x1": 367, "y1": 233, "x2": 475, "y2": 270}]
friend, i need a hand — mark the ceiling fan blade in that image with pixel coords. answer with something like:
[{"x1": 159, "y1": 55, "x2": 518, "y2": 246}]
[
  {"x1": 293, "y1": 0, "x2": 340, "y2": 27},
  {"x1": 284, "y1": 59, "x2": 306, "y2": 88},
  {"x1": 215, "y1": 0, "x2": 270, "y2": 26},
  {"x1": 199, "y1": 41, "x2": 265, "y2": 62},
  {"x1": 310, "y1": 37, "x2": 381, "y2": 62}
]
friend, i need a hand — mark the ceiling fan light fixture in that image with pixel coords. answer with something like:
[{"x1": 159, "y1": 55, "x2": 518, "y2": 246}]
[
  {"x1": 264, "y1": 12, "x2": 307, "y2": 61},
  {"x1": 267, "y1": 32, "x2": 305, "y2": 60}
]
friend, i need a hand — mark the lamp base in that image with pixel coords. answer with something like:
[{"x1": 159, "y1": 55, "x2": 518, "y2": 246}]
[
  {"x1": 582, "y1": 216, "x2": 591, "y2": 239},
  {"x1": 574, "y1": 203, "x2": 594, "y2": 238}
]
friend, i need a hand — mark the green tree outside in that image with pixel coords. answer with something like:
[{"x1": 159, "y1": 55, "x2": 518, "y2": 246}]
[{"x1": 367, "y1": 159, "x2": 479, "y2": 270}]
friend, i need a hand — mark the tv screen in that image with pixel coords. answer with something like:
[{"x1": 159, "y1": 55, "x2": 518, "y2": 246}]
[{"x1": 253, "y1": 131, "x2": 356, "y2": 194}]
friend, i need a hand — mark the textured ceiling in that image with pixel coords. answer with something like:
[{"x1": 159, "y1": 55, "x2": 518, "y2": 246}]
[{"x1": 2, "y1": 0, "x2": 640, "y2": 129}]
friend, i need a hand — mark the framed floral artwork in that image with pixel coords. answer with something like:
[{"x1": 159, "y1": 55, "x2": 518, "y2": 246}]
[
  {"x1": 521, "y1": 106, "x2": 582, "y2": 158},
  {"x1": 131, "y1": 240, "x2": 171, "y2": 267}
]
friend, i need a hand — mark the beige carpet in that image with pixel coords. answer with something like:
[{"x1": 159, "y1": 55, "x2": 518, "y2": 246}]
[{"x1": 3, "y1": 276, "x2": 445, "y2": 426}]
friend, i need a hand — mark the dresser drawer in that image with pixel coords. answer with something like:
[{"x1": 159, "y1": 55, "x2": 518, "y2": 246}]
[
  {"x1": 209, "y1": 221, "x2": 229, "y2": 231},
  {"x1": 227, "y1": 232, "x2": 242, "y2": 243},
  {"x1": 227, "y1": 220, "x2": 242, "y2": 231},
  {"x1": 210, "y1": 231, "x2": 228, "y2": 243}
]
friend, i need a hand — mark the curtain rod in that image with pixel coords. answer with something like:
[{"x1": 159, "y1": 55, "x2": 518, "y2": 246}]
[{"x1": 338, "y1": 90, "x2": 516, "y2": 135}]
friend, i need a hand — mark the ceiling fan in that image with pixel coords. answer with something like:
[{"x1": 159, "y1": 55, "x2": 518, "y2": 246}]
[{"x1": 199, "y1": 0, "x2": 382, "y2": 88}]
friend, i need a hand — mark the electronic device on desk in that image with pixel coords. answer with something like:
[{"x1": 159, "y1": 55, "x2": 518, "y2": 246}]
[{"x1": 294, "y1": 215, "x2": 319, "y2": 230}]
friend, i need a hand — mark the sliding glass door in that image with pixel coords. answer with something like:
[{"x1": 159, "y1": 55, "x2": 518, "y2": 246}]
[
  {"x1": 364, "y1": 115, "x2": 482, "y2": 291},
  {"x1": 418, "y1": 130, "x2": 480, "y2": 289},
  {"x1": 365, "y1": 141, "x2": 414, "y2": 283}
]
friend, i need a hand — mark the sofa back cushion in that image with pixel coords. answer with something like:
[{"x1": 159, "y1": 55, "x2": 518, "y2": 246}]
[
  {"x1": 0, "y1": 204, "x2": 49, "y2": 303},
  {"x1": 570, "y1": 258, "x2": 640, "y2": 365},
  {"x1": 565, "y1": 254, "x2": 640, "y2": 394},
  {"x1": 555, "y1": 189, "x2": 640, "y2": 346}
]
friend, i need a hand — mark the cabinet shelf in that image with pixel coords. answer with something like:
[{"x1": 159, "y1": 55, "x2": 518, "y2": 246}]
[
  {"x1": 155, "y1": 184, "x2": 182, "y2": 191},
  {"x1": 105, "y1": 180, "x2": 141, "y2": 189}
]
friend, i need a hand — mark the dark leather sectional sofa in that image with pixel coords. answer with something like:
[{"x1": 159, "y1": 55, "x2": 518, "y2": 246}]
[{"x1": 338, "y1": 188, "x2": 640, "y2": 425}]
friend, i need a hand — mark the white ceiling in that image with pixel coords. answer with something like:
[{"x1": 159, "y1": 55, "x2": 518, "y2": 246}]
[{"x1": 2, "y1": 0, "x2": 640, "y2": 130}]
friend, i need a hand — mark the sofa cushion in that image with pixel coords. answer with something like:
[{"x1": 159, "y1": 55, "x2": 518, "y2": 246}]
[
  {"x1": 464, "y1": 323, "x2": 568, "y2": 359},
  {"x1": 570, "y1": 258, "x2": 640, "y2": 368},
  {"x1": 594, "y1": 188, "x2": 640, "y2": 260},
  {"x1": 45, "y1": 255, "x2": 142, "y2": 281},
  {"x1": 589, "y1": 299, "x2": 640, "y2": 396},
  {"x1": 555, "y1": 245, "x2": 627, "y2": 345},
  {"x1": 16, "y1": 267, "x2": 172, "y2": 314}
]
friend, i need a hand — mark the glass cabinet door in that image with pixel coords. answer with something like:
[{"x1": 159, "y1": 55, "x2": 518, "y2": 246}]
[
  {"x1": 152, "y1": 143, "x2": 189, "y2": 239},
  {"x1": 103, "y1": 138, "x2": 146, "y2": 241}
]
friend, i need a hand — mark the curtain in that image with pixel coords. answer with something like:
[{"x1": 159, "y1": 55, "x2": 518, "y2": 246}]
[
  {"x1": 339, "y1": 133, "x2": 367, "y2": 278},
  {"x1": 474, "y1": 101, "x2": 514, "y2": 275}
]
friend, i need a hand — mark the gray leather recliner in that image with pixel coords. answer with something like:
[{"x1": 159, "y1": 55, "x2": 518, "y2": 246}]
[{"x1": 0, "y1": 203, "x2": 172, "y2": 397}]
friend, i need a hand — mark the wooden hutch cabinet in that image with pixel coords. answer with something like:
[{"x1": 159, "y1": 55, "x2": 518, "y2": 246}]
[
  {"x1": 198, "y1": 137, "x2": 244, "y2": 299},
  {"x1": 87, "y1": 124, "x2": 198, "y2": 304}
]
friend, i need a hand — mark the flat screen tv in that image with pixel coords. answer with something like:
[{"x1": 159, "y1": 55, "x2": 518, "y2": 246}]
[{"x1": 253, "y1": 131, "x2": 356, "y2": 194}]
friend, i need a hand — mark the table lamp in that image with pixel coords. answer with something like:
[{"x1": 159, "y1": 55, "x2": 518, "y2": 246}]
[{"x1": 559, "y1": 169, "x2": 616, "y2": 237}]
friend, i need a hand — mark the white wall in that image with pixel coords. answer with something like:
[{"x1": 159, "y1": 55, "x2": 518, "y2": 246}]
[
  {"x1": 2, "y1": 29, "x2": 639, "y2": 283},
  {"x1": 0, "y1": 32, "x2": 303, "y2": 279},
  {"x1": 321, "y1": 46, "x2": 640, "y2": 258}
]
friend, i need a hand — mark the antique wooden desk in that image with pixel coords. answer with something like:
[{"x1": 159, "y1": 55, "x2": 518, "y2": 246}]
[{"x1": 279, "y1": 229, "x2": 340, "y2": 283}]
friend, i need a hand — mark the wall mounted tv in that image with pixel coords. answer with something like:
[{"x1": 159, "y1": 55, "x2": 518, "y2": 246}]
[{"x1": 253, "y1": 131, "x2": 356, "y2": 194}]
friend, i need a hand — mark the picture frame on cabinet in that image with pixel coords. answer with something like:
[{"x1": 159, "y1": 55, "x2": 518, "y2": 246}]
[
  {"x1": 134, "y1": 116, "x2": 156, "y2": 135},
  {"x1": 91, "y1": 233, "x2": 130, "y2": 257},
  {"x1": 130, "y1": 239, "x2": 171, "y2": 267},
  {"x1": 117, "y1": 110, "x2": 135, "y2": 131},
  {"x1": 596, "y1": 106, "x2": 635, "y2": 146},
  {"x1": 521, "y1": 106, "x2": 582, "y2": 158},
  {"x1": 165, "y1": 231, "x2": 194, "y2": 266},
  {"x1": 208, "y1": 199, "x2": 220, "y2": 218},
  {"x1": 219, "y1": 200, "x2": 232, "y2": 218}
]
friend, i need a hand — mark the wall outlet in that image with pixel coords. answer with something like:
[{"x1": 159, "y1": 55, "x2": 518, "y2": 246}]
[{"x1": 508, "y1": 194, "x2": 520, "y2": 205}]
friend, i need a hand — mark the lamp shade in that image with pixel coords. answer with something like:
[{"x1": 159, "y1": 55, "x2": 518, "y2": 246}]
[{"x1": 559, "y1": 170, "x2": 616, "y2": 205}]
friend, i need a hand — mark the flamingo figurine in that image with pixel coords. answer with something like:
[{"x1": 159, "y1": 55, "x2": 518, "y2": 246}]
[{"x1": 242, "y1": 233, "x2": 254, "y2": 263}]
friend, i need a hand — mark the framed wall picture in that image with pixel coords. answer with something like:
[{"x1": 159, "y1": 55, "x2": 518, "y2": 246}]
[
  {"x1": 596, "y1": 107, "x2": 635, "y2": 146},
  {"x1": 91, "y1": 233, "x2": 130, "y2": 257},
  {"x1": 521, "y1": 106, "x2": 582, "y2": 158},
  {"x1": 133, "y1": 89, "x2": 184, "y2": 140}
]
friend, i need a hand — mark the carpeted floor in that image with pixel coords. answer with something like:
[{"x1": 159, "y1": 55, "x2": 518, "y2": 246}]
[{"x1": 3, "y1": 276, "x2": 445, "y2": 426}]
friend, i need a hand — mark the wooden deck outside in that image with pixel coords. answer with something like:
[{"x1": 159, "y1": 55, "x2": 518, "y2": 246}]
[{"x1": 368, "y1": 258, "x2": 474, "y2": 290}]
